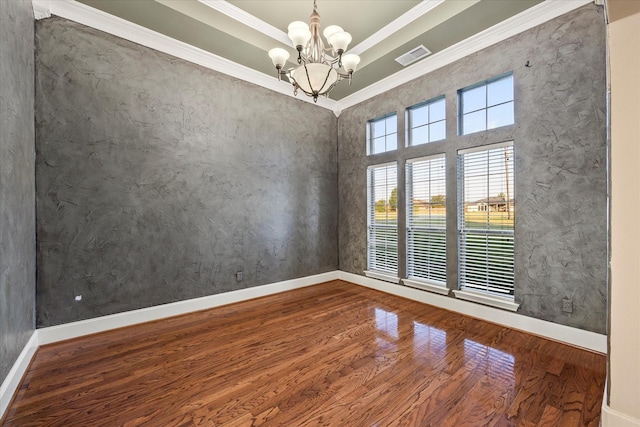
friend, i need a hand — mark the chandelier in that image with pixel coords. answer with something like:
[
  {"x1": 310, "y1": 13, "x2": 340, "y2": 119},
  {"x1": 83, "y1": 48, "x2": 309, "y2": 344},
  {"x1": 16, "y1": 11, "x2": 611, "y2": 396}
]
[{"x1": 268, "y1": 0, "x2": 361, "y2": 102}]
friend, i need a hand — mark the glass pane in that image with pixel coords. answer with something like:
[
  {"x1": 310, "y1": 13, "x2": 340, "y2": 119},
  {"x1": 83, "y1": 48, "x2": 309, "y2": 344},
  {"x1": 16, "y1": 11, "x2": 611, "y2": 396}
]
[
  {"x1": 429, "y1": 99, "x2": 446, "y2": 122},
  {"x1": 487, "y1": 102, "x2": 514, "y2": 129},
  {"x1": 408, "y1": 229, "x2": 446, "y2": 281},
  {"x1": 373, "y1": 120, "x2": 386, "y2": 138},
  {"x1": 411, "y1": 106, "x2": 428, "y2": 128},
  {"x1": 368, "y1": 164, "x2": 398, "y2": 274},
  {"x1": 386, "y1": 116, "x2": 397, "y2": 134},
  {"x1": 462, "y1": 86, "x2": 486, "y2": 114},
  {"x1": 488, "y1": 75, "x2": 513, "y2": 106},
  {"x1": 386, "y1": 133, "x2": 397, "y2": 151},
  {"x1": 373, "y1": 136, "x2": 385, "y2": 154},
  {"x1": 462, "y1": 110, "x2": 486, "y2": 135},
  {"x1": 411, "y1": 126, "x2": 428, "y2": 146},
  {"x1": 458, "y1": 145, "x2": 515, "y2": 297},
  {"x1": 429, "y1": 121, "x2": 446, "y2": 142}
]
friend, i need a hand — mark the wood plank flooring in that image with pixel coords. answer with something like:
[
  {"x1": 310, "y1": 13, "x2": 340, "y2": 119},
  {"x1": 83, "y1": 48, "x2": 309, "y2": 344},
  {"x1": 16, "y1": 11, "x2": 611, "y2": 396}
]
[{"x1": 2, "y1": 280, "x2": 606, "y2": 426}]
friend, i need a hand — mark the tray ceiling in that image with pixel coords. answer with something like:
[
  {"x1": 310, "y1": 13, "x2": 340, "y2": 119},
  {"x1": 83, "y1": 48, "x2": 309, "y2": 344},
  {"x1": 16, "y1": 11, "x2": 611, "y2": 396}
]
[{"x1": 34, "y1": 0, "x2": 593, "y2": 112}]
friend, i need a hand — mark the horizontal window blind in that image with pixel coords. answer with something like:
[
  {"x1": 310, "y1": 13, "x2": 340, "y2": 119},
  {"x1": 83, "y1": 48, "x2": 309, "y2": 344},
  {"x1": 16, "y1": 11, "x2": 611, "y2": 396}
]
[
  {"x1": 406, "y1": 155, "x2": 446, "y2": 286},
  {"x1": 367, "y1": 163, "x2": 398, "y2": 275},
  {"x1": 457, "y1": 143, "x2": 515, "y2": 296}
]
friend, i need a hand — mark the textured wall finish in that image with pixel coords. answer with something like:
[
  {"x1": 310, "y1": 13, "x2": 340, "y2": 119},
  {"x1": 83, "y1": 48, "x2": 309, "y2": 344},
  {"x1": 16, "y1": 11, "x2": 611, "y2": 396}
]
[
  {"x1": 0, "y1": 0, "x2": 36, "y2": 381},
  {"x1": 35, "y1": 18, "x2": 338, "y2": 327},
  {"x1": 338, "y1": 5, "x2": 607, "y2": 333}
]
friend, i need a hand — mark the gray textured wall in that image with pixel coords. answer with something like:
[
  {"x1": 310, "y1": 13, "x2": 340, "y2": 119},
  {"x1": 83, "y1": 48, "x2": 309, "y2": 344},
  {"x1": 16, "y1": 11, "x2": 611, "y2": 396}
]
[
  {"x1": 35, "y1": 18, "x2": 338, "y2": 327},
  {"x1": 0, "y1": 0, "x2": 36, "y2": 381},
  {"x1": 338, "y1": 4, "x2": 607, "y2": 334}
]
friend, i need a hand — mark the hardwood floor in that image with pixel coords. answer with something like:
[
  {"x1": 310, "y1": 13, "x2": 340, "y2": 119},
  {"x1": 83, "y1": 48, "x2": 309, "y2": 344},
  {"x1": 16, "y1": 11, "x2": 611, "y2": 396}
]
[{"x1": 2, "y1": 280, "x2": 606, "y2": 426}]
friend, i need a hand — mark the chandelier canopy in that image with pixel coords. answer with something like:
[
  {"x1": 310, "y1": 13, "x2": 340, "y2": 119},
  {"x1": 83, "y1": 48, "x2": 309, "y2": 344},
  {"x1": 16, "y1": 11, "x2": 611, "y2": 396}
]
[{"x1": 268, "y1": 0, "x2": 360, "y2": 102}]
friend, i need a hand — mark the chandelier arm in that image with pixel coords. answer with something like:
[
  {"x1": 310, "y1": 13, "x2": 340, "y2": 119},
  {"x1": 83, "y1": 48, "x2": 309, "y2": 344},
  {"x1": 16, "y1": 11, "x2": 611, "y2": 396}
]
[
  {"x1": 336, "y1": 70, "x2": 353, "y2": 85},
  {"x1": 299, "y1": 52, "x2": 311, "y2": 64},
  {"x1": 326, "y1": 56, "x2": 340, "y2": 66}
]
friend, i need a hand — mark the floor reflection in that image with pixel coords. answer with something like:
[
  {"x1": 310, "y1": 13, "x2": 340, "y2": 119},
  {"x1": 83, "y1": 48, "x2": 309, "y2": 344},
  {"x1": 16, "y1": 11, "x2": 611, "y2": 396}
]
[
  {"x1": 374, "y1": 307, "x2": 398, "y2": 340},
  {"x1": 464, "y1": 338, "x2": 515, "y2": 383},
  {"x1": 374, "y1": 307, "x2": 398, "y2": 355},
  {"x1": 371, "y1": 304, "x2": 516, "y2": 392},
  {"x1": 413, "y1": 321, "x2": 446, "y2": 363}
]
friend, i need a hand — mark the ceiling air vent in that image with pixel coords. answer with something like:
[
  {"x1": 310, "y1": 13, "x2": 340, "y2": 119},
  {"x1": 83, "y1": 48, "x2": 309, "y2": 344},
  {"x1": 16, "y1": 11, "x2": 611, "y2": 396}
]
[{"x1": 395, "y1": 45, "x2": 432, "y2": 67}]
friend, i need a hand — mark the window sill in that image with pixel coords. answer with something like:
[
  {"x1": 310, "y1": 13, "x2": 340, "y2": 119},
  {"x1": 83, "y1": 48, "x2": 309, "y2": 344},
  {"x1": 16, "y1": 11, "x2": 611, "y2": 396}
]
[
  {"x1": 364, "y1": 270, "x2": 400, "y2": 284},
  {"x1": 452, "y1": 289, "x2": 520, "y2": 312},
  {"x1": 403, "y1": 278, "x2": 450, "y2": 295}
]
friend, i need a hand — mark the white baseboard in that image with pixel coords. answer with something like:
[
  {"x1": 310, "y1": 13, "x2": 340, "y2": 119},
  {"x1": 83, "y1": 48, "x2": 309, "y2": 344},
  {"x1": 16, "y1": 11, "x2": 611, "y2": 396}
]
[
  {"x1": 36, "y1": 269, "x2": 607, "y2": 351},
  {"x1": 0, "y1": 331, "x2": 38, "y2": 419},
  {"x1": 602, "y1": 403, "x2": 640, "y2": 426},
  {"x1": 38, "y1": 271, "x2": 339, "y2": 345},
  {"x1": 2, "y1": 270, "x2": 613, "y2": 422},
  {"x1": 1, "y1": 272, "x2": 339, "y2": 421},
  {"x1": 339, "y1": 271, "x2": 607, "y2": 353}
]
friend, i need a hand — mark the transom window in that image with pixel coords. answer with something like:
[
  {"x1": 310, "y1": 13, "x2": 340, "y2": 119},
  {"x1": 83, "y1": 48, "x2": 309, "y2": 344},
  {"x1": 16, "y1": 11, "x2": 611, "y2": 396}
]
[
  {"x1": 459, "y1": 73, "x2": 514, "y2": 135},
  {"x1": 367, "y1": 113, "x2": 397, "y2": 154},
  {"x1": 407, "y1": 97, "x2": 446, "y2": 146}
]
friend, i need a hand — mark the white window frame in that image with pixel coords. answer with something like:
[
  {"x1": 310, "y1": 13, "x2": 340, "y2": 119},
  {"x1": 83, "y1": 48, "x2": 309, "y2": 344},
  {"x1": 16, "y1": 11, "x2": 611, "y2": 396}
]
[
  {"x1": 365, "y1": 162, "x2": 399, "y2": 283},
  {"x1": 455, "y1": 141, "x2": 518, "y2": 311},
  {"x1": 404, "y1": 154, "x2": 448, "y2": 295},
  {"x1": 367, "y1": 113, "x2": 398, "y2": 155},
  {"x1": 458, "y1": 73, "x2": 514, "y2": 136},
  {"x1": 406, "y1": 96, "x2": 446, "y2": 146}
]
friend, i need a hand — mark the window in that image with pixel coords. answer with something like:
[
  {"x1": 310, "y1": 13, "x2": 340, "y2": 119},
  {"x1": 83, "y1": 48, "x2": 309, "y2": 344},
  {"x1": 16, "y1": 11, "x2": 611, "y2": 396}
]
[
  {"x1": 366, "y1": 163, "x2": 398, "y2": 280},
  {"x1": 459, "y1": 74, "x2": 514, "y2": 135},
  {"x1": 457, "y1": 142, "x2": 515, "y2": 298},
  {"x1": 406, "y1": 155, "x2": 447, "y2": 288},
  {"x1": 407, "y1": 97, "x2": 446, "y2": 146},
  {"x1": 367, "y1": 114, "x2": 397, "y2": 154}
]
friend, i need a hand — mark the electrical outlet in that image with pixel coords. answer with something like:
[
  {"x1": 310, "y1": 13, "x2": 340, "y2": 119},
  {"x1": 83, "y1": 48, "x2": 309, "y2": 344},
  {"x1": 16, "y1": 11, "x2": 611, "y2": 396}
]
[
  {"x1": 562, "y1": 299, "x2": 573, "y2": 313},
  {"x1": 236, "y1": 271, "x2": 243, "y2": 282}
]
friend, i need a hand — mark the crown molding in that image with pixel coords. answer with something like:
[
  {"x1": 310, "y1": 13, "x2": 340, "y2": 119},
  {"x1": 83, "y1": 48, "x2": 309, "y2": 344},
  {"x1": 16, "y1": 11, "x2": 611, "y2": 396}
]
[
  {"x1": 349, "y1": 0, "x2": 444, "y2": 56},
  {"x1": 32, "y1": 0, "x2": 51, "y2": 19},
  {"x1": 334, "y1": 0, "x2": 593, "y2": 113},
  {"x1": 197, "y1": 0, "x2": 444, "y2": 61},
  {"x1": 197, "y1": 0, "x2": 290, "y2": 47},
  {"x1": 31, "y1": 0, "x2": 591, "y2": 117},
  {"x1": 33, "y1": 0, "x2": 337, "y2": 112}
]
